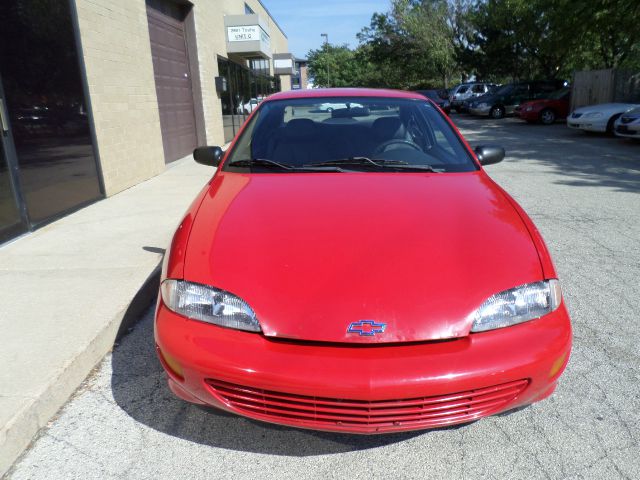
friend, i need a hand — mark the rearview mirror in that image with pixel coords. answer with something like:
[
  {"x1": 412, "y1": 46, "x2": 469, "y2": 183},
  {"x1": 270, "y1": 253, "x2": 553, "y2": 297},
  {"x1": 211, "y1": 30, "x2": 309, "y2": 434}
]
[
  {"x1": 474, "y1": 145, "x2": 505, "y2": 166},
  {"x1": 193, "y1": 146, "x2": 224, "y2": 167}
]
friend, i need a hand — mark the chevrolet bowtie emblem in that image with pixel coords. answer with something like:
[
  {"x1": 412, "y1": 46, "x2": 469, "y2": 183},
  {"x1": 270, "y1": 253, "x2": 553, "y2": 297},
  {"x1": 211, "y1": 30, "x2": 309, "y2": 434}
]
[{"x1": 347, "y1": 320, "x2": 386, "y2": 336}]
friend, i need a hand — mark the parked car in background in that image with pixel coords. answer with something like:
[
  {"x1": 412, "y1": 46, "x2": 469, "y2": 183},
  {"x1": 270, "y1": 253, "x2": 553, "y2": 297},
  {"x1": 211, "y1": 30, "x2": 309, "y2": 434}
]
[
  {"x1": 516, "y1": 88, "x2": 571, "y2": 124},
  {"x1": 450, "y1": 83, "x2": 497, "y2": 112},
  {"x1": 613, "y1": 107, "x2": 640, "y2": 139},
  {"x1": 448, "y1": 83, "x2": 468, "y2": 98},
  {"x1": 567, "y1": 103, "x2": 639, "y2": 134},
  {"x1": 469, "y1": 80, "x2": 567, "y2": 119},
  {"x1": 237, "y1": 97, "x2": 263, "y2": 115},
  {"x1": 318, "y1": 102, "x2": 363, "y2": 112},
  {"x1": 415, "y1": 89, "x2": 451, "y2": 114}
]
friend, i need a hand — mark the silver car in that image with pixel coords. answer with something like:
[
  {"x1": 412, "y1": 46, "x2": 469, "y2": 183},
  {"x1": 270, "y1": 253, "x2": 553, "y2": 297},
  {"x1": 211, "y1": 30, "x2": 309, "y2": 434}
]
[
  {"x1": 450, "y1": 83, "x2": 497, "y2": 112},
  {"x1": 614, "y1": 107, "x2": 640, "y2": 139}
]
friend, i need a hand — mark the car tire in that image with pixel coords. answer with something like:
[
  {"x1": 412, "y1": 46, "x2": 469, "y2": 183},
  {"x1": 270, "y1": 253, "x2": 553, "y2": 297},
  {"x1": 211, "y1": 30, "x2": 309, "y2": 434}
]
[
  {"x1": 540, "y1": 109, "x2": 556, "y2": 125},
  {"x1": 606, "y1": 114, "x2": 621, "y2": 135},
  {"x1": 490, "y1": 106, "x2": 505, "y2": 119}
]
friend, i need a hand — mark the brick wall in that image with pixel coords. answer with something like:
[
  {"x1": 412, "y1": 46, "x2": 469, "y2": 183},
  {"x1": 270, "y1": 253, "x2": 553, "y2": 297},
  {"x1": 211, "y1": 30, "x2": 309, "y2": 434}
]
[
  {"x1": 76, "y1": 0, "x2": 291, "y2": 195},
  {"x1": 76, "y1": 0, "x2": 165, "y2": 196}
]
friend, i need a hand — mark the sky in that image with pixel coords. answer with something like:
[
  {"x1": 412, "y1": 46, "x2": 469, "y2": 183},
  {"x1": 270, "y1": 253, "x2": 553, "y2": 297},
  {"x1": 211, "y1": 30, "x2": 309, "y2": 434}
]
[{"x1": 263, "y1": 0, "x2": 391, "y2": 59}]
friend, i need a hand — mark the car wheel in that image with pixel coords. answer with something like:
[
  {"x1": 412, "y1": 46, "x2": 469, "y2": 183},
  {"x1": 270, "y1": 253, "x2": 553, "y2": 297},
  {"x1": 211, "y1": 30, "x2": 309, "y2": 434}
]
[
  {"x1": 606, "y1": 114, "x2": 621, "y2": 135},
  {"x1": 540, "y1": 109, "x2": 556, "y2": 125},
  {"x1": 490, "y1": 106, "x2": 505, "y2": 119}
]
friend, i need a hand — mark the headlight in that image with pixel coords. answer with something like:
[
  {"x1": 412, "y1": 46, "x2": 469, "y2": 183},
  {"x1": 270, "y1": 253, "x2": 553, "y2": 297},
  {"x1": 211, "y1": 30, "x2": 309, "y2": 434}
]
[
  {"x1": 471, "y1": 280, "x2": 562, "y2": 333},
  {"x1": 161, "y1": 279, "x2": 261, "y2": 332},
  {"x1": 585, "y1": 112, "x2": 603, "y2": 118},
  {"x1": 525, "y1": 106, "x2": 533, "y2": 112}
]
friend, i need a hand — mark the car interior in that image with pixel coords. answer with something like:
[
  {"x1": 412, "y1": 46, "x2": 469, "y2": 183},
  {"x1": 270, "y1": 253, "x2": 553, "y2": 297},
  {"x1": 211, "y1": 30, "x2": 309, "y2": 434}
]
[{"x1": 228, "y1": 99, "x2": 475, "y2": 172}]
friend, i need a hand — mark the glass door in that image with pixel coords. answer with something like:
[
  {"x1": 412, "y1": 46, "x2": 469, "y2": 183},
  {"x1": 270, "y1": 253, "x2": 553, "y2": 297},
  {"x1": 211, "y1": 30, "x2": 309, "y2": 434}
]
[
  {"x1": 0, "y1": 91, "x2": 27, "y2": 243},
  {"x1": 0, "y1": 0, "x2": 103, "y2": 235}
]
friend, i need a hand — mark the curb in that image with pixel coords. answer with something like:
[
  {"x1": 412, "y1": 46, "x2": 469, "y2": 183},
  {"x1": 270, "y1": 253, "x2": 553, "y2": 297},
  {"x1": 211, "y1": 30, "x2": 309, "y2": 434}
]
[{"x1": 0, "y1": 265, "x2": 162, "y2": 477}]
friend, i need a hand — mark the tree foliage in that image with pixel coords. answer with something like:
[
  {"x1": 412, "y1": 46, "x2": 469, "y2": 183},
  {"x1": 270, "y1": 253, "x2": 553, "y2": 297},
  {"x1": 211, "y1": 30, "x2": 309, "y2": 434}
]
[
  {"x1": 306, "y1": 0, "x2": 640, "y2": 89},
  {"x1": 307, "y1": 44, "x2": 371, "y2": 88}
]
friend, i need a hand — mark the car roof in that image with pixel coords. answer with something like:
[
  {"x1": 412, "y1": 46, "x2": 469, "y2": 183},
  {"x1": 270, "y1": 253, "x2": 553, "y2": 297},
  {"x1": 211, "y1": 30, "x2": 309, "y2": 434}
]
[{"x1": 265, "y1": 88, "x2": 426, "y2": 102}]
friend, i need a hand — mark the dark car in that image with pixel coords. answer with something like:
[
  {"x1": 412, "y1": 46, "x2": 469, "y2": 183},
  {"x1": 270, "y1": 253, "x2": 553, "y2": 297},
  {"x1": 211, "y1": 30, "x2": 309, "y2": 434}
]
[
  {"x1": 469, "y1": 80, "x2": 567, "y2": 119},
  {"x1": 415, "y1": 90, "x2": 451, "y2": 114},
  {"x1": 516, "y1": 88, "x2": 571, "y2": 124}
]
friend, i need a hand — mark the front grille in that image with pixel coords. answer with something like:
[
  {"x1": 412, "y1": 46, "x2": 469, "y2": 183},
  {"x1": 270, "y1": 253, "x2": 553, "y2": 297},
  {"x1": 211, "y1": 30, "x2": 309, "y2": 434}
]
[
  {"x1": 572, "y1": 112, "x2": 583, "y2": 118},
  {"x1": 206, "y1": 378, "x2": 529, "y2": 431}
]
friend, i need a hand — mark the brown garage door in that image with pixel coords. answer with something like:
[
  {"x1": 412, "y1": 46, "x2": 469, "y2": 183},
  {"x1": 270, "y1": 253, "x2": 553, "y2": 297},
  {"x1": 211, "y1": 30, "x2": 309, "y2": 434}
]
[{"x1": 147, "y1": 1, "x2": 197, "y2": 163}]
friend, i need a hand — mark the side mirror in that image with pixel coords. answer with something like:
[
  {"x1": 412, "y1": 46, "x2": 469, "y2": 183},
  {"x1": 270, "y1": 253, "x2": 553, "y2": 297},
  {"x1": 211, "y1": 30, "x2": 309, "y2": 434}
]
[
  {"x1": 193, "y1": 146, "x2": 223, "y2": 167},
  {"x1": 474, "y1": 145, "x2": 505, "y2": 166}
]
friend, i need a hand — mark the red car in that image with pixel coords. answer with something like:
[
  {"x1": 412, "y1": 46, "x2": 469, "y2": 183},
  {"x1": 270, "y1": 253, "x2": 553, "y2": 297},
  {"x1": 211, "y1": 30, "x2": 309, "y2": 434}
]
[
  {"x1": 517, "y1": 88, "x2": 571, "y2": 124},
  {"x1": 155, "y1": 88, "x2": 572, "y2": 434}
]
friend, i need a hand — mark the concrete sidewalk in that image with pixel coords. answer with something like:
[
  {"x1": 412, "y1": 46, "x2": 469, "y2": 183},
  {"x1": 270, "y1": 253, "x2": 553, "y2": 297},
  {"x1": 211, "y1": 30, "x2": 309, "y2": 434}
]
[{"x1": 0, "y1": 157, "x2": 213, "y2": 476}]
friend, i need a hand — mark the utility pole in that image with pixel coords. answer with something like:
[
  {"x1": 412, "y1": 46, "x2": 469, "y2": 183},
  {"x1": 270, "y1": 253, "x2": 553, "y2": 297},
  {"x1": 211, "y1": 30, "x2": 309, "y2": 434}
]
[{"x1": 321, "y1": 33, "x2": 330, "y2": 88}]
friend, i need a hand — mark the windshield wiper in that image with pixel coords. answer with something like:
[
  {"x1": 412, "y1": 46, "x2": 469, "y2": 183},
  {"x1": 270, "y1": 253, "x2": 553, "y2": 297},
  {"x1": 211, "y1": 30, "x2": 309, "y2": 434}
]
[
  {"x1": 305, "y1": 157, "x2": 438, "y2": 172},
  {"x1": 227, "y1": 158, "x2": 296, "y2": 170},
  {"x1": 227, "y1": 158, "x2": 345, "y2": 172},
  {"x1": 306, "y1": 157, "x2": 407, "y2": 167}
]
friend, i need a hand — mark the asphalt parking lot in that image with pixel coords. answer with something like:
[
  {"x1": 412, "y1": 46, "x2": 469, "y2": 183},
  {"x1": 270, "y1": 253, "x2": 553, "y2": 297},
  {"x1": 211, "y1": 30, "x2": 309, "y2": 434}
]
[{"x1": 6, "y1": 116, "x2": 640, "y2": 480}]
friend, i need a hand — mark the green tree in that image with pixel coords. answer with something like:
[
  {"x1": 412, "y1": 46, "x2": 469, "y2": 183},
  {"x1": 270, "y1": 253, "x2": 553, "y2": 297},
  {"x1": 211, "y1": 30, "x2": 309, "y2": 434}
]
[
  {"x1": 356, "y1": 0, "x2": 460, "y2": 88},
  {"x1": 456, "y1": 0, "x2": 640, "y2": 81},
  {"x1": 356, "y1": 10, "x2": 424, "y2": 88},
  {"x1": 307, "y1": 43, "x2": 369, "y2": 88},
  {"x1": 572, "y1": 0, "x2": 640, "y2": 69}
]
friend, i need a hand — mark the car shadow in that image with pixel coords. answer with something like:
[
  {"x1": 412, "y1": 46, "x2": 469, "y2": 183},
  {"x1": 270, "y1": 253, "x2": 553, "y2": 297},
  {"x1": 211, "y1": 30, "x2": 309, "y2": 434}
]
[{"x1": 110, "y1": 268, "x2": 459, "y2": 456}]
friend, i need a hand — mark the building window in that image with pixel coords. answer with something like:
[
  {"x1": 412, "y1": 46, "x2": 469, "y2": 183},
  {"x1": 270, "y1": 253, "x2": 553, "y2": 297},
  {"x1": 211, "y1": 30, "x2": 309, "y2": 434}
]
[
  {"x1": 218, "y1": 56, "x2": 280, "y2": 142},
  {"x1": 0, "y1": 0, "x2": 102, "y2": 238}
]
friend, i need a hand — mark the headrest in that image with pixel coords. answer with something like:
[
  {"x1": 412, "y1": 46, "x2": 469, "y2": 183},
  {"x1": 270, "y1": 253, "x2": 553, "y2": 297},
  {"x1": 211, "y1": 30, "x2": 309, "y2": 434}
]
[
  {"x1": 284, "y1": 118, "x2": 316, "y2": 137},
  {"x1": 372, "y1": 117, "x2": 404, "y2": 139}
]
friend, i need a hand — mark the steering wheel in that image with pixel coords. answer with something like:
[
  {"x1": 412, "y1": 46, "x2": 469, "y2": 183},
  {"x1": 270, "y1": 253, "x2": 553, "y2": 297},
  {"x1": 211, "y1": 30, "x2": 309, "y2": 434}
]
[{"x1": 374, "y1": 139, "x2": 422, "y2": 155}]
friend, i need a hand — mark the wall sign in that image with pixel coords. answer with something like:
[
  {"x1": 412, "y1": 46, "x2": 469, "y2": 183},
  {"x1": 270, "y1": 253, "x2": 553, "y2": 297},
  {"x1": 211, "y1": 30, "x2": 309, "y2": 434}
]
[{"x1": 227, "y1": 25, "x2": 270, "y2": 46}]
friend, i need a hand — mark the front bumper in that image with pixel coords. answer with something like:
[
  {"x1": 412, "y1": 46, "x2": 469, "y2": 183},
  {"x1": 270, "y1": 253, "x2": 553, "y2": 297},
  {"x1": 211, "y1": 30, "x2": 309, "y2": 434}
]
[
  {"x1": 567, "y1": 118, "x2": 607, "y2": 132},
  {"x1": 155, "y1": 301, "x2": 572, "y2": 434},
  {"x1": 469, "y1": 106, "x2": 491, "y2": 116},
  {"x1": 614, "y1": 124, "x2": 640, "y2": 138}
]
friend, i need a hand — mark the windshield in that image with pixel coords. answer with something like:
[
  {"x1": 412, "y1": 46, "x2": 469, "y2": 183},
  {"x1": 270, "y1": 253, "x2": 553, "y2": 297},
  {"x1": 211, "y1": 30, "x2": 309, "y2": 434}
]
[
  {"x1": 223, "y1": 97, "x2": 477, "y2": 173},
  {"x1": 493, "y1": 85, "x2": 513, "y2": 96},
  {"x1": 547, "y1": 88, "x2": 570, "y2": 100}
]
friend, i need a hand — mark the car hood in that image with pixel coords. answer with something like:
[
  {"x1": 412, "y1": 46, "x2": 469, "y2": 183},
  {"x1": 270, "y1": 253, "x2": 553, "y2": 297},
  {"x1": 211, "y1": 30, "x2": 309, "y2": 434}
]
[
  {"x1": 184, "y1": 172, "x2": 543, "y2": 343},
  {"x1": 621, "y1": 107, "x2": 640, "y2": 118},
  {"x1": 574, "y1": 103, "x2": 639, "y2": 114}
]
